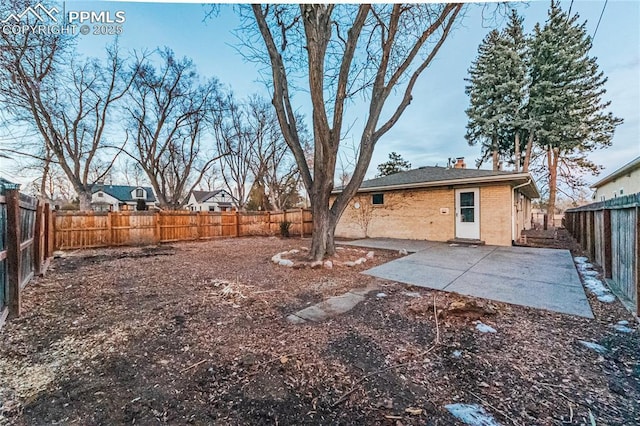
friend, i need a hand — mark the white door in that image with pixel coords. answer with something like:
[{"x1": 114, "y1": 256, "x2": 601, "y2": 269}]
[{"x1": 455, "y1": 188, "x2": 480, "y2": 239}]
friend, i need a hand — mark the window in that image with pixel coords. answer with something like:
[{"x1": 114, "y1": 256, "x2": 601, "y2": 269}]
[
  {"x1": 459, "y1": 191, "x2": 475, "y2": 223},
  {"x1": 97, "y1": 192, "x2": 103, "y2": 198},
  {"x1": 620, "y1": 188, "x2": 624, "y2": 195},
  {"x1": 135, "y1": 188, "x2": 144, "y2": 198},
  {"x1": 372, "y1": 193, "x2": 384, "y2": 205},
  {"x1": 209, "y1": 206, "x2": 216, "y2": 212}
]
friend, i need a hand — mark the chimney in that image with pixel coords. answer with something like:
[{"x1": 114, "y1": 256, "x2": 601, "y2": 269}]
[{"x1": 454, "y1": 157, "x2": 466, "y2": 169}]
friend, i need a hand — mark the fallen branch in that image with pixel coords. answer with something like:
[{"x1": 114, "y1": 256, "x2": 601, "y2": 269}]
[
  {"x1": 433, "y1": 295, "x2": 440, "y2": 344},
  {"x1": 180, "y1": 359, "x2": 207, "y2": 373}
]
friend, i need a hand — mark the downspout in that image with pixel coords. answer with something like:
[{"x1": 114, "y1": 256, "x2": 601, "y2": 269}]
[{"x1": 511, "y1": 179, "x2": 532, "y2": 244}]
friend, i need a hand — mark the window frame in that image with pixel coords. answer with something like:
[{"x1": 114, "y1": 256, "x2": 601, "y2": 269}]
[{"x1": 371, "y1": 193, "x2": 384, "y2": 206}]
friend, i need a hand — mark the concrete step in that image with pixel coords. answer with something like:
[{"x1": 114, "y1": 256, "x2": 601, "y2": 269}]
[{"x1": 446, "y1": 238, "x2": 485, "y2": 246}]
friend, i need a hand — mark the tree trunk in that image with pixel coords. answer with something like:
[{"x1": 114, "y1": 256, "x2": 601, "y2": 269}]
[
  {"x1": 77, "y1": 189, "x2": 92, "y2": 211},
  {"x1": 309, "y1": 192, "x2": 338, "y2": 261},
  {"x1": 514, "y1": 131, "x2": 520, "y2": 173},
  {"x1": 491, "y1": 135, "x2": 499, "y2": 171},
  {"x1": 522, "y1": 132, "x2": 534, "y2": 172},
  {"x1": 546, "y1": 146, "x2": 559, "y2": 227},
  {"x1": 40, "y1": 158, "x2": 50, "y2": 199}
]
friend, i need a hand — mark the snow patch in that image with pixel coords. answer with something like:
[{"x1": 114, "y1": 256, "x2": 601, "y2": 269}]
[
  {"x1": 573, "y1": 256, "x2": 588, "y2": 264},
  {"x1": 597, "y1": 294, "x2": 616, "y2": 303},
  {"x1": 475, "y1": 322, "x2": 496, "y2": 333},
  {"x1": 278, "y1": 259, "x2": 294, "y2": 267},
  {"x1": 582, "y1": 277, "x2": 615, "y2": 303},
  {"x1": 376, "y1": 292, "x2": 387, "y2": 299},
  {"x1": 402, "y1": 291, "x2": 422, "y2": 298},
  {"x1": 579, "y1": 340, "x2": 607, "y2": 354},
  {"x1": 445, "y1": 403, "x2": 501, "y2": 426},
  {"x1": 613, "y1": 324, "x2": 634, "y2": 333}
]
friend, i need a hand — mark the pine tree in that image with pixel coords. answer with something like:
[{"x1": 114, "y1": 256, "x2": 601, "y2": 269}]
[
  {"x1": 465, "y1": 10, "x2": 528, "y2": 171},
  {"x1": 529, "y1": 1, "x2": 622, "y2": 220},
  {"x1": 465, "y1": 29, "x2": 503, "y2": 170},
  {"x1": 376, "y1": 152, "x2": 412, "y2": 177}
]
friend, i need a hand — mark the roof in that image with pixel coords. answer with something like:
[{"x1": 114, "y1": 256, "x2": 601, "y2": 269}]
[
  {"x1": 590, "y1": 156, "x2": 640, "y2": 189},
  {"x1": 334, "y1": 166, "x2": 540, "y2": 199},
  {"x1": 191, "y1": 190, "x2": 231, "y2": 203},
  {"x1": 0, "y1": 176, "x2": 20, "y2": 192},
  {"x1": 91, "y1": 184, "x2": 156, "y2": 202}
]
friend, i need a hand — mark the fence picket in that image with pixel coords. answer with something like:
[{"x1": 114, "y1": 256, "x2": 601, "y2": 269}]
[
  {"x1": 54, "y1": 209, "x2": 313, "y2": 250},
  {"x1": 566, "y1": 194, "x2": 639, "y2": 315}
]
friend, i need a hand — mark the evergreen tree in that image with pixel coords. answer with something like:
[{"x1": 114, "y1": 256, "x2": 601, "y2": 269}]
[
  {"x1": 465, "y1": 10, "x2": 528, "y2": 171},
  {"x1": 376, "y1": 152, "x2": 412, "y2": 177},
  {"x1": 529, "y1": 1, "x2": 622, "y2": 220}
]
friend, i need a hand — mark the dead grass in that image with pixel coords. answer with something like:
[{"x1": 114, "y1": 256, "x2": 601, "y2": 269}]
[{"x1": 0, "y1": 236, "x2": 638, "y2": 425}]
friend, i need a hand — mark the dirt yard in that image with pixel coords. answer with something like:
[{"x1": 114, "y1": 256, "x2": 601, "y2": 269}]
[{"x1": 0, "y1": 235, "x2": 638, "y2": 425}]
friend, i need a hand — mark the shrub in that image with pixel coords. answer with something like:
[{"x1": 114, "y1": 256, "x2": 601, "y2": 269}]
[{"x1": 279, "y1": 221, "x2": 291, "y2": 238}]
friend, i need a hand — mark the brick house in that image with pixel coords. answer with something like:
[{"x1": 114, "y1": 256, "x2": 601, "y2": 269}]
[{"x1": 333, "y1": 161, "x2": 539, "y2": 246}]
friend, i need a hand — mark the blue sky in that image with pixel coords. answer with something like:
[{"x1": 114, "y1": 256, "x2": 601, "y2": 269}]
[{"x1": 2, "y1": 1, "x2": 639, "y2": 190}]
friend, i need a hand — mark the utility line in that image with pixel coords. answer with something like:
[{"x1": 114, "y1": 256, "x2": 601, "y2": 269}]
[{"x1": 592, "y1": 0, "x2": 608, "y2": 42}]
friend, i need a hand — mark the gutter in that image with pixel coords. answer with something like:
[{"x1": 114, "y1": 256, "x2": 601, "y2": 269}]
[{"x1": 513, "y1": 178, "x2": 532, "y2": 191}]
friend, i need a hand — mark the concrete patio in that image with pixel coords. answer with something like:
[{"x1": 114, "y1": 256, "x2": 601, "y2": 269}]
[{"x1": 340, "y1": 238, "x2": 593, "y2": 318}]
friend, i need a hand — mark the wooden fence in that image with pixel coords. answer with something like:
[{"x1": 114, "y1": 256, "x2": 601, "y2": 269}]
[
  {"x1": 0, "y1": 188, "x2": 53, "y2": 326},
  {"x1": 54, "y1": 208, "x2": 313, "y2": 250},
  {"x1": 565, "y1": 193, "x2": 639, "y2": 315}
]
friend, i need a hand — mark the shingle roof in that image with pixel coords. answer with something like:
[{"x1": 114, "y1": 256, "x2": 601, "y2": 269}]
[
  {"x1": 191, "y1": 190, "x2": 228, "y2": 203},
  {"x1": 333, "y1": 166, "x2": 540, "y2": 199},
  {"x1": 358, "y1": 166, "x2": 513, "y2": 189},
  {"x1": 91, "y1": 184, "x2": 156, "y2": 202}
]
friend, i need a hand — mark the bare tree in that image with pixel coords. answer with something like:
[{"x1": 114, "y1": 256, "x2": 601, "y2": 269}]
[
  {"x1": 0, "y1": 3, "x2": 135, "y2": 210},
  {"x1": 211, "y1": 93, "x2": 254, "y2": 209},
  {"x1": 245, "y1": 4, "x2": 463, "y2": 259},
  {"x1": 124, "y1": 48, "x2": 225, "y2": 210},
  {"x1": 244, "y1": 96, "x2": 301, "y2": 211}
]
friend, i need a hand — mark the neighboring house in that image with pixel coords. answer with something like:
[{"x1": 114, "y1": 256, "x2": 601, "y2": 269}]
[
  {"x1": 186, "y1": 190, "x2": 235, "y2": 212},
  {"x1": 333, "y1": 159, "x2": 539, "y2": 246},
  {"x1": 591, "y1": 156, "x2": 640, "y2": 201},
  {"x1": 91, "y1": 184, "x2": 157, "y2": 212}
]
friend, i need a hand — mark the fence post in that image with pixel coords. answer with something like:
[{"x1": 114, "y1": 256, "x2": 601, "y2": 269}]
[
  {"x1": 235, "y1": 211, "x2": 240, "y2": 237},
  {"x1": 6, "y1": 189, "x2": 21, "y2": 317},
  {"x1": 107, "y1": 211, "x2": 114, "y2": 246},
  {"x1": 589, "y1": 211, "x2": 596, "y2": 259},
  {"x1": 603, "y1": 209, "x2": 612, "y2": 279},
  {"x1": 44, "y1": 203, "x2": 53, "y2": 259},
  {"x1": 266, "y1": 211, "x2": 270, "y2": 235},
  {"x1": 300, "y1": 208, "x2": 304, "y2": 238},
  {"x1": 33, "y1": 202, "x2": 43, "y2": 275},
  {"x1": 636, "y1": 207, "x2": 639, "y2": 316},
  {"x1": 197, "y1": 211, "x2": 204, "y2": 240},
  {"x1": 154, "y1": 211, "x2": 161, "y2": 243}
]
